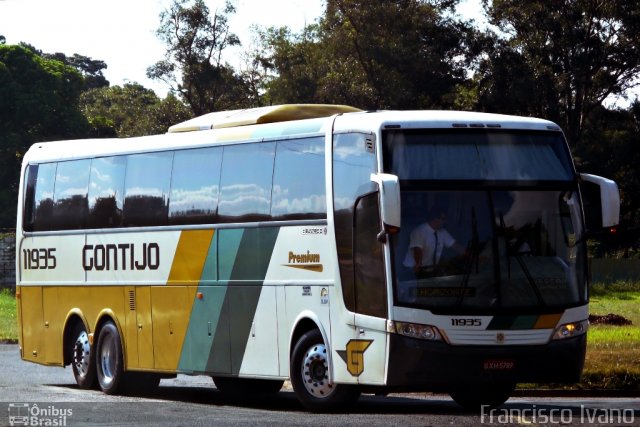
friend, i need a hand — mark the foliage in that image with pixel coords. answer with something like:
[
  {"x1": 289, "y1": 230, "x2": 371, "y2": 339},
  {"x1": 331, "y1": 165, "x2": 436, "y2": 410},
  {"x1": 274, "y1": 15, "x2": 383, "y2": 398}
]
[
  {"x1": 43, "y1": 52, "x2": 110, "y2": 91},
  {"x1": 80, "y1": 83, "x2": 192, "y2": 137},
  {"x1": 258, "y1": 0, "x2": 476, "y2": 109},
  {"x1": 147, "y1": 0, "x2": 252, "y2": 115},
  {"x1": 577, "y1": 104, "x2": 640, "y2": 236},
  {"x1": 0, "y1": 44, "x2": 89, "y2": 227},
  {"x1": 479, "y1": 0, "x2": 640, "y2": 147}
]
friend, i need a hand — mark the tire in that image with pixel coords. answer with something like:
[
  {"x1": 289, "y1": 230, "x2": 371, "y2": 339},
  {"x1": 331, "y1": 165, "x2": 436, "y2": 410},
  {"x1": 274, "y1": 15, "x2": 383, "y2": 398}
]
[
  {"x1": 449, "y1": 382, "x2": 514, "y2": 411},
  {"x1": 290, "y1": 329, "x2": 360, "y2": 412},
  {"x1": 95, "y1": 321, "x2": 125, "y2": 395},
  {"x1": 70, "y1": 322, "x2": 96, "y2": 389},
  {"x1": 213, "y1": 377, "x2": 284, "y2": 397}
]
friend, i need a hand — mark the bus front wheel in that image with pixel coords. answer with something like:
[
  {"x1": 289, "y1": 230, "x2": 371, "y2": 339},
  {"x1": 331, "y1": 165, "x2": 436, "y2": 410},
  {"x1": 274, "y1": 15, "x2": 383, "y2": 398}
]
[
  {"x1": 70, "y1": 322, "x2": 96, "y2": 389},
  {"x1": 290, "y1": 329, "x2": 360, "y2": 412},
  {"x1": 449, "y1": 382, "x2": 514, "y2": 411},
  {"x1": 95, "y1": 321, "x2": 125, "y2": 395}
]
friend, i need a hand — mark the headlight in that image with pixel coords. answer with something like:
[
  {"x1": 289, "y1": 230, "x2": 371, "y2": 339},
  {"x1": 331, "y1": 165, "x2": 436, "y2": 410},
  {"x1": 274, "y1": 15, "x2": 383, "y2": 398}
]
[
  {"x1": 552, "y1": 320, "x2": 588, "y2": 340},
  {"x1": 387, "y1": 320, "x2": 443, "y2": 341}
]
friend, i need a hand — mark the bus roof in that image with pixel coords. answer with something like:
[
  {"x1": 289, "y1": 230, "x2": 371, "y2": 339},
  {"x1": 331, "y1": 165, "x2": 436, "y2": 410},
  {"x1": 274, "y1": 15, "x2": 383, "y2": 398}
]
[
  {"x1": 168, "y1": 104, "x2": 362, "y2": 133},
  {"x1": 23, "y1": 106, "x2": 563, "y2": 164},
  {"x1": 332, "y1": 110, "x2": 561, "y2": 133}
]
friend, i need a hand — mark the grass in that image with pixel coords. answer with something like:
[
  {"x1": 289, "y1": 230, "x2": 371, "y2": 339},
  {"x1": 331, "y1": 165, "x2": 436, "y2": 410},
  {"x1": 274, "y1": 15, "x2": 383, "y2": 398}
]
[
  {"x1": 581, "y1": 281, "x2": 640, "y2": 391},
  {"x1": 0, "y1": 288, "x2": 17, "y2": 342}
]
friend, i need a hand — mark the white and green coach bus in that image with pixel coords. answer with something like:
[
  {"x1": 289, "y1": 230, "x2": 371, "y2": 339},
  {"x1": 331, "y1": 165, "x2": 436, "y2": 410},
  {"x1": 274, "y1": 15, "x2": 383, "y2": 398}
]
[{"x1": 16, "y1": 105, "x2": 619, "y2": 411}]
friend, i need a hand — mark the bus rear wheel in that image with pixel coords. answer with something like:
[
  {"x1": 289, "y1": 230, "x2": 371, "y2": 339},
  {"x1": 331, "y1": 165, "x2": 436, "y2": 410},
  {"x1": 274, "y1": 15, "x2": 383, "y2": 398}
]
[
  {"x1": 95, "y1": 321, "x2": 125, "y2": 395},
  {"x1": 290, "y1": 329, "x2": 360, "y2": 412},
  {"x1": 449, "y1": 382, "x2": 514, "y2": 411},
  {"x1": 70, "y1": 322, "x2": 96, "y2": 389}
]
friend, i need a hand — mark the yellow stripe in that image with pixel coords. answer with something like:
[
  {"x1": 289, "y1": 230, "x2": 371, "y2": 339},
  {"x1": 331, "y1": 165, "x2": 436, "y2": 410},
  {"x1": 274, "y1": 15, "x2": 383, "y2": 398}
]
[
  {"x1": 167, "y1": 229, "x2": 215, "y2": 285},
  {"x1": 534, "y1": 313, "x2": 562, "y2": 329},
  {"x1": 153, "y1": 229, "x2": 215, "y2": 371},
  {"x1": 282, "y1": 263, "x2": 324, "y2": 272}
]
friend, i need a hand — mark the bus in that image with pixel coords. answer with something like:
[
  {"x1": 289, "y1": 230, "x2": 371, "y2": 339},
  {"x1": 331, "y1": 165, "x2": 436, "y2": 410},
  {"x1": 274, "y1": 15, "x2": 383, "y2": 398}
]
[{"x1": 16, "y1": 104, "x2": 620, "y2": 411}]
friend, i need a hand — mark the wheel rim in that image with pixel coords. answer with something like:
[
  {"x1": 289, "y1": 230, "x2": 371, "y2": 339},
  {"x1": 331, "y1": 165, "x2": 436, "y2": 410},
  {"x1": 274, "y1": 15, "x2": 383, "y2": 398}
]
[
  {"x1": 99, "y1": 332, "x2": 117, "y2": 386},
  {"x1": 73, "y1": 330, "x2": 91, "y2": 378},
  {"x1": 300, "y1": 343, "x2": 335, "y2": 398}
]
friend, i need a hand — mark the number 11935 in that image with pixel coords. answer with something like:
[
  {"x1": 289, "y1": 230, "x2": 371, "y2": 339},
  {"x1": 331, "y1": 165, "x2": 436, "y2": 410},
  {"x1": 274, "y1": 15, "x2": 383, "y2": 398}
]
[{"x1": 22, "y1": 248, "x2": 57, "y2": 270}]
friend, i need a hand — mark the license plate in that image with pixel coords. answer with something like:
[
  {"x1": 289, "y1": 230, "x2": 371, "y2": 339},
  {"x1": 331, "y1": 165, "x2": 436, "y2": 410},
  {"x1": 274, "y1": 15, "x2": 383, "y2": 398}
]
[{"x1": 483, "y1": 359, "x2": 515, "y2": 370}]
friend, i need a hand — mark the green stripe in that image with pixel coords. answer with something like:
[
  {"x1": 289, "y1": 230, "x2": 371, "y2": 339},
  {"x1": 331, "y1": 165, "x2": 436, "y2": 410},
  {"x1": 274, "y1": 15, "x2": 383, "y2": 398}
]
[
  {"x1": 511, "y1": 315, "x2": 539, "y2": 330},
  {"x1": 486, "y1": 315, "x2": 516, "y2": 330},
  {"x1": 486, "y1": 315, "x2": 543, "y2": 330},
  {"x1": 179, "y1": 231, "x2": 229, "y2": 373},
  {"x1": 226, "y1": 227, "x2": 280, "y2": 374},
  {"x1": 180, "y1": 226, "x2": 282, "y2": 374}
]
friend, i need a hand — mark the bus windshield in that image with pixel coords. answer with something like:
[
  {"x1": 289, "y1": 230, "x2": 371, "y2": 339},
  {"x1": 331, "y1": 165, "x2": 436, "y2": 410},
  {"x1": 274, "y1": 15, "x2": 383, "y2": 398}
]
[{"x1": 383, "y1": 130, "x2": 587, "y2": 312}]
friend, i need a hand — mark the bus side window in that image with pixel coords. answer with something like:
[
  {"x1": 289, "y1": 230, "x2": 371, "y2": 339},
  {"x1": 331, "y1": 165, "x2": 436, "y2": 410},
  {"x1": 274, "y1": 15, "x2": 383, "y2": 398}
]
[
  {"x1": 22, "y1": 164, "x2": 39, "y2": 232},
  {"x1": 88, "y1": 156, "x2": 127, "y2": 229},
  {"x1": 271, "y1": 137, "x2": 326, "y2": 220},
  {"x1": 51, "y1": 159, "x2": 91, "y2": 230},
  {"x1": 169, "y1": 147, "x2": 222, "y2": 225},
  {"x1": 32, "y1": 163, "x2": 58, "y2": 232},
  {"x1": 354, "y1": 192, "x2": 386, "y2": 317},
  {"x1": 218, "y1": 142, "x2": 276, "y2": 223},
  {"x1": 333, "y1": 133, "x2": 377, "y2": 313},
  {"x1": 123, "y1": 152, "x2": 173, "y2": 227}
]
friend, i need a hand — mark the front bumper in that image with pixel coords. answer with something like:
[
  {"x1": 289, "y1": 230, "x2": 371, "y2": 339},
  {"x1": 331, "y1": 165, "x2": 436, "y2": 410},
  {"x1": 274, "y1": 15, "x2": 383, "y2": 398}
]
[{"x1": 386, "y1": 333, "x2": 586, "y2": 390}]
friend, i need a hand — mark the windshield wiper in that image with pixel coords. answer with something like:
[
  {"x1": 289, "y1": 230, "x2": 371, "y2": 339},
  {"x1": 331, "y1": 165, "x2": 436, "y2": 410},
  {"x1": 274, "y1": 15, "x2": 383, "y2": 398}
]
[
  {"x1": 458, "y1": 208, "x2": 480, "y2": 305},
  {"x1": 499, "y1": 213, "x2": 546, "y2": 306}
]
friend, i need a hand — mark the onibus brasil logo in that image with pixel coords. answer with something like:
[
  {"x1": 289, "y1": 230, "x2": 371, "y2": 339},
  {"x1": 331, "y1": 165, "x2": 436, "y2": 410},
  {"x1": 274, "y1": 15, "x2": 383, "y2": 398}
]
[{"x1": 8, "y1": 403, "x2": 73, "y2": 426}]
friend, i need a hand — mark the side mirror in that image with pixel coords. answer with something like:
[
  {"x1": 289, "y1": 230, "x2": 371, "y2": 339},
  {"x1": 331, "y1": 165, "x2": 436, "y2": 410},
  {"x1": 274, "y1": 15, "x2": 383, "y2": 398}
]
[
  {"x1": 580, "y1": 173, "x2": 620, "y2": 228},
  {"x1": 370, "y1": 173, "x2": 401, "y2": 230}
]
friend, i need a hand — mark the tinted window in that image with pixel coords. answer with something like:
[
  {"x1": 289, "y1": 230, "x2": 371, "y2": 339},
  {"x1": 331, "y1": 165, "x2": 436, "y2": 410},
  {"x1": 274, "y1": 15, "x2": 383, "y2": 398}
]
[
  {"x1": 88, "y1": 156, "x2": 127, "y2": 228},
  {"x1": 271, "y1": 137, "x2": 326, "y2": 220},
  {"x1": 123, "y1": 152, "x2": 173, "y2": 226},
  {"x1": 333, "y1": 134, "x2": 377, "y2": 210},
  {"x1": 169, "y1": 147, "x2": 222, "y2": 225},
  {"x1": 354, "y1": 193, "x2": 386, "y2": 317},
  {"x1": 218, "y1": 143, "x2": 275, "y2": 222},
  {"x1": 332, "y1": 133, "x2": 378, "y2": 312},
  {"x1": 383, "y1": 129, "x2": 574, "y2": 181},
  {"x1": 32, "y1": 163, "x2": 57, "y2": 231},
  {"x1": 22, "y1": 165, "x2": 38, "y2": 231},
  {"x1": 51, "y1": 159, "x2": 91, "y2": 229}
]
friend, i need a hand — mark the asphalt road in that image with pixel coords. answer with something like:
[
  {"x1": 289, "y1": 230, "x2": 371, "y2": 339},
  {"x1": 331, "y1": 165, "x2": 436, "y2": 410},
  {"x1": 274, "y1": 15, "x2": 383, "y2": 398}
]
[{"x1": 1, "y1": 344, "x2": 638, "y2": 427}]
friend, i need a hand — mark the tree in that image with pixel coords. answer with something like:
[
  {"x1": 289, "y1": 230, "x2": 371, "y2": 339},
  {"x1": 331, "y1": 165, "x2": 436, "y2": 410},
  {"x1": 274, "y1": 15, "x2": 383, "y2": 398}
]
[
  {"x1": 475, "y1": 41, "x2": 561, "y2": 120},
  {"x1": 80, "y1": 83, "x2": 192, "y2": 137},
  {"x1": 255, "y1": 25, "x2": 326, "y2": 105},
  {"x1": 480, "y1": 0, "x2": 640, "y2": 146},
  {"x1": 44, "y1": 53, "x2": 110, "y2": 90},
  {"x1": 258, "y1": 0, "x2": 473, "y2": 110},
  {"x1": 147, "y1": 0, "x2": 249, "y2": 115},
  {"x1": 578, "y1": 103, "x2": 640, "y2": 240},
  {"x1": 0, "y1": 44, "x2": 89, "y2": 226}
]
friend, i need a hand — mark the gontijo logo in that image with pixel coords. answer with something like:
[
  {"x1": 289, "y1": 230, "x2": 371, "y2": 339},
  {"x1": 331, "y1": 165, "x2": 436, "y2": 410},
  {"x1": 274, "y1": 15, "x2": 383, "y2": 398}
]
[{"x1": 283, "y1": 250, "x2": 323, "y2": 272}]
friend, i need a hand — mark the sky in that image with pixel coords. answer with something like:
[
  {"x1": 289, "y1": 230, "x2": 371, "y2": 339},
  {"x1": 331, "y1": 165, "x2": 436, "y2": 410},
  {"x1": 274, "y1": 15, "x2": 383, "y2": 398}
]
[
  {"x1": 0, "y1": 0, "x2": 488, "y2": 98},
  {"x1": 0, "y1": 0, "x2": 328, "y2": 96}
]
